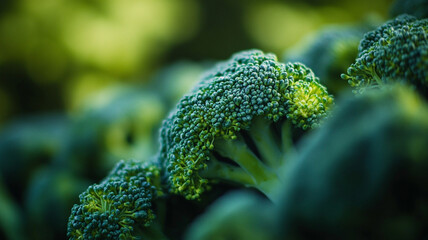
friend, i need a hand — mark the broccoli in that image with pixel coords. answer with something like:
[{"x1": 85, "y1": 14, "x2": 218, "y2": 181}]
[
  {"x1": 283, "y1": 22, "x2": 377, "y2": 95},
  {"x1": 184, "y1": 190, "x2": 275, "y2": 240},
  {"x1": 159, "y1": 49, "x2": 333, "y2": 201},
  {"x1": 276, "y1": 85, "x2": 428, "y2": 239},
  {"x1": 67, "y1": 160, "x2": 165, "y2": 240},
  {"x1": 341, "y1": 14, "x2": 428, "y2": 95}
]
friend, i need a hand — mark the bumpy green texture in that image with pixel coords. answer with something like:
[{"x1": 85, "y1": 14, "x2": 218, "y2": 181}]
[
  {"x1": 277, "y1": 86, "x2": 428, "y2": 239},
  {"x1": 67, "y1": 160, "x2": 162, "y2": 240},
  {"x1": 341, "y1": 14, "x2": 428, "y2": 94},
  {"x1": 160, "y1": 49, "x2": 333, "y2": 200}
]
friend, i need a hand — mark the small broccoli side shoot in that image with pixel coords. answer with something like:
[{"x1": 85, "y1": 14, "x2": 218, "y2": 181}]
[
  {"x1": 341, "y1": 14, "x2": 428, "y2": 94},
  {"x1": 67, "y1": 160, "x2": 163, "y2": 240},
  {"x1": 160, "y1": 49, "x2": 333, "y2": 201}
]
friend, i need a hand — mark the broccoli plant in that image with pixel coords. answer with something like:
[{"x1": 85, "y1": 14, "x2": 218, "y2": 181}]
[
  {"x1": 67, "y1": 160, "x2": 165, "y2": 240},
  {"x1": 159, "y1": 49, "x2": 333, "y2": 201},
  {"x1": 341, "y1": 14, "x2": 428, "y2": 95}
]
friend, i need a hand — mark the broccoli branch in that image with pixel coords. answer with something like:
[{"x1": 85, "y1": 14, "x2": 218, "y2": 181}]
[{"x1": 200, "y1": 117, "x2": 300, "y2": 202}]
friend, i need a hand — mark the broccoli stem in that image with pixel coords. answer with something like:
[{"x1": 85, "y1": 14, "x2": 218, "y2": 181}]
[
  {"x1": 215, "y1": 137, "x2": 275, "y2": 182},
  {"x1": 281, "y1": 120, "x2": 296, "y2": 158},
  {"x1": 247, "y1": 117, "x2": 283, "y2": 168},
  {"x1": 200, "y1": 118, "x2": 300, "y2": 202},
  {"x1": 371, "y1": 67, "x2": 383, "y2": 86},
  {"x1": 209, "y1": 134, "x2": 282, "y2": 202},
  {"x1": 202, "y1": 157, "x2": 257, "y2": 187}
]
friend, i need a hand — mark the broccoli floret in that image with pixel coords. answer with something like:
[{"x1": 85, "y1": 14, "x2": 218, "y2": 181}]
[
  {"x1": 184, "y1": 190, "x2": 275, "y2": 240},
  {"x1": 284, "y1": 22, "x2": 377, "y2": 95},
  {"x1": 67, "y1": 160, "x2": 164, "y2": 240},
  {"x1": 341, "y1": 14, "x2": 428, "y2": 94},
  {"x1": 276, "y1": 85, "x2": 428, "y2": 239},
  {"x1": 160, "y1": 49, "x2": 333, "y2": 201}
]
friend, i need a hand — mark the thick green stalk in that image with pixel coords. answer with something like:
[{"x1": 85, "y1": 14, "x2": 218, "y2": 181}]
[
  {"x1": 247, "y1": 117, "x2": 283, "y2": 168},
  {"x1": 281, "y1": 120, "x2": 296, "y2": 162},
  {"x1": 213, "y1": 137, "x2": 281, "y2": 202},
  {"x1": 202, "y1": 157, "x2": 256, "y2": 187}
]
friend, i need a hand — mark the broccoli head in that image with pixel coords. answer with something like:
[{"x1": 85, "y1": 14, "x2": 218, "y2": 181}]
[
  {"x1": 341, "y1": 14, "x2": 428, "y2": 94},
  {"x1": 67, "y1": 160, "x2": 163, "y2": 240},
  {"x1": 160, "y1": 49, "x2": 333, "y2": 201}
]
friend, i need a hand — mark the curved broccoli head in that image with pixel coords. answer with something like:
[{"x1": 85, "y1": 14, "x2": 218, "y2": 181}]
[
  {"x1": 160, "y1": 49, "x2": 333, "y2": 200},
  {"x1": 341, "y1": 14, "x2": 428, "y2": 94},
  {"x1": 67, "y1": 160, "x2": 162, "y2": 240}
]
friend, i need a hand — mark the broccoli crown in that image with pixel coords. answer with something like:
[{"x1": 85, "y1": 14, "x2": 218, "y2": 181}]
[
  {"x1": 341, "y1": 14, "x2": 428, "y2": 93},
  {"x1": 67, "y1": 160, "x2": 162, "y2": 240},
  {"x1": 160, "y1": 49, "x2": 333, "y2": 200}
]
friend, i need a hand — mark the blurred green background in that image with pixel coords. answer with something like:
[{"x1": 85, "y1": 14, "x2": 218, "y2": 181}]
[{"x1": 0, "y1": 0, "x2": 394, "y2": 239}]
